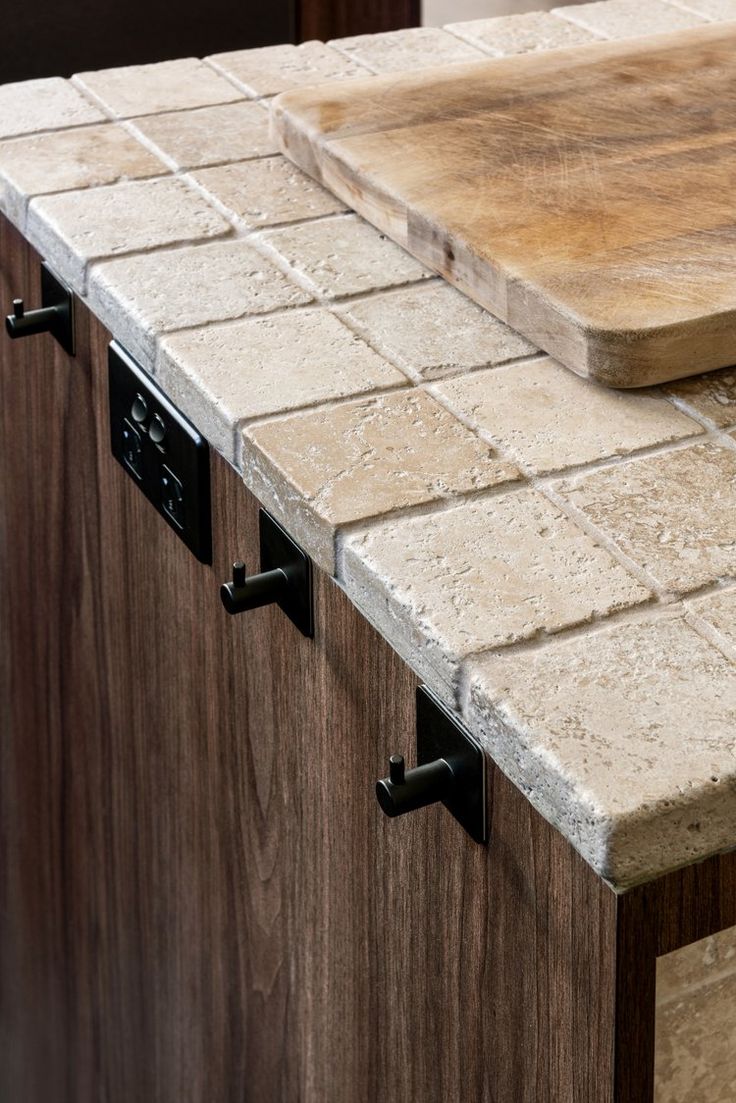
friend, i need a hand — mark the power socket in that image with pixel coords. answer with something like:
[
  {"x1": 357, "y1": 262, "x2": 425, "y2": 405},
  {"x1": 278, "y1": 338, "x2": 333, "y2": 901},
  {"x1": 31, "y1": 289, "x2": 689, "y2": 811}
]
[{"x1": 108, "y1": 342, "x2": 211, "y2": 563}]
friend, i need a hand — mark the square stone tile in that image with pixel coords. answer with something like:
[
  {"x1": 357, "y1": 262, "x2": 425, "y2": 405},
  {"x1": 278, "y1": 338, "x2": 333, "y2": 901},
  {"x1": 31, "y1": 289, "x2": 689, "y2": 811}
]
[
  {"x1": 157, "y1": 309, "x2": 405, "y2": 461},
  {"x1": 88, "y1": 239, "x2": 311, "y2": 369},
  {"x1": 655, "y1": 971, "x2": 736, "y2": 1102},
  {"x1": 664, "y1": 366, "x2": 736, "y2": 428},
  {"x1": 657, "y1": 927, "x2": 736, "y2": 1007},
  {"x1": 206, "y1": 41, "x2": 369, "y2": 98},
  {"x1": 129, "y1": 101, "x2": 276, "y2": 170},
  {"x1": 553, "y1": 0, "x2": 705, "y2": 38},
  {"x1": 687, "y1": 587, "x2": 736, "y2": 654},
  {"x1": 0, "y1": 124, "x2": 165, "y2": 228},
  {"x1": 445, "y1": 12, "x2": 599, "y2": 55},
  {"x1": 336, "y1": 281, "x2": 536, "y2": 381},
  {"x1": 436, "y1": 358, "x2": 700, "y2": 474},
  {"x1": 27, "y1": 177, "x2": 231, "y2": 294},
  {"x1": 191, "y1": 156, "x2": 346, "y2": 229},
  {"x1": 73, "y1": 58, "x2": 243, "y2": 119},
  {"x1": 0, "y1": 78, "x2": 105, "y2": 139},
  {"x1": 261, "y1": 214, "x2": 431, "y2": 300},
  {"x1": 558, "y1": 442, "x2": 736, "y2": 594},
  {"x1": 329, "y1": 27, "x2": 483, "y2": 72},
  {"x1": 465, "y1": 614, "x2": 736, "y2": 887},
  {"x1": 667, "y1": 0, "x2": 736, "y2": 17},
  {"x1": 242, "y1": 389, "x2": 519, "y2": 572},
  {"x1": 341, "y1": 487, "x2": 650, "y2": 690}
]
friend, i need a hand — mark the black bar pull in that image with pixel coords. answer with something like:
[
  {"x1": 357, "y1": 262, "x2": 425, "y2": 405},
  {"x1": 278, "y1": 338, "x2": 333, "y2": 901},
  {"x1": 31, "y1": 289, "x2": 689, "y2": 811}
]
[
  {"x1": 220, "y1": 560, "x2": 289, "y2": 615},
  {"x1": 4, "y1": 263, "x2": 75, "y2": 355}
]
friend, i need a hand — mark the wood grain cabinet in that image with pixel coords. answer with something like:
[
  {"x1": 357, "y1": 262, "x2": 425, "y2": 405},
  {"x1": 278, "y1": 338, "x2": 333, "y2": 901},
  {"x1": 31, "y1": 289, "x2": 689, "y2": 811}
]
[{"x1": 2, "y1": 215, "x2": 736, "y2": 1103}]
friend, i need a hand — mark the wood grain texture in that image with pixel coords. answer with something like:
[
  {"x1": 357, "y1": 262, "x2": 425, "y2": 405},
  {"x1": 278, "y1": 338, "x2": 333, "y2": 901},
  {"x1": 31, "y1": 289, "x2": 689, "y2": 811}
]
[
  {"x1": 273, "y1": 23, "x2": 736, "y2": 388},
  {"x1": 6, "y1": 215, "x2": 736, "y2": 1102},
  {"x1": 298, "y1": 0, "x2": 420, "y2": 41}
]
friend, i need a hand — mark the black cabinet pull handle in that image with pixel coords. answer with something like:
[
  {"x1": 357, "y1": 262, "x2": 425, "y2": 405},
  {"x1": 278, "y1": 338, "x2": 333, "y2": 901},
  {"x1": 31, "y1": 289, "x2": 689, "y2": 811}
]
[
  {"x1": 375, "y1": 687, "x2": 488, "y2": 844},
  {"x1": 376, "y1": 753, "x2": 455, "y2": 818},
  {"x1": 220, "y1": 510, "x2": 314, "y2": 638},
  {"x1": 4, "y1": 263, "x2": 75, "y2": 355},
  {"x1": 220, "y1": 560, "x2": 289, "y2": 615}
]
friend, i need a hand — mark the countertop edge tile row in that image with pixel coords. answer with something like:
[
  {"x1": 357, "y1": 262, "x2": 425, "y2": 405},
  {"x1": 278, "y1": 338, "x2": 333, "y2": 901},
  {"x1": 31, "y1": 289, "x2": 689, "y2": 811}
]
[{"x1": 2, "y1": 0, "x2": 736, "y2": 889}]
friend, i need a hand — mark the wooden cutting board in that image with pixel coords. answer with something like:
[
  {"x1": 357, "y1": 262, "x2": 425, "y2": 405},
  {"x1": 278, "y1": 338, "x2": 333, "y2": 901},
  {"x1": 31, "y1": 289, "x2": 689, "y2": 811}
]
[{"x1": 272, "y1": 25, "x2": 736, "y2": 388}]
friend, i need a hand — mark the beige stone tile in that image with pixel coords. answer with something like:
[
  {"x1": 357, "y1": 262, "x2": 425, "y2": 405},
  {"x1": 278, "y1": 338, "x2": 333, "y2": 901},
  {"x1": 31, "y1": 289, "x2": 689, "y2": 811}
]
[
  {"x1": 336, "y1": 281, "x2": 536, "y2": 380},
  {"x1": 0, "y1": 78, "x2": 105, "y2": 140},
  {"x1": 242, "y1": 389, "x2": 519, "y2": 572},
  {"x1": 88, "y1": 239, "x2": 311, "y2": 370},
  {"x1": 667, "y1": 0, "x2": 736, "y2": 17},
  {"x1": 465, "y1": 615, "x2": 736, "y2": 887},
  {"x1": 157, "y1": 309, "x2": 405, "y2": 461},
  {"x1": 206, "y1": 41, "x2": 369, "y2": 98},
  {"x1": 553, "y1": 0, "x2": 706, "y2": 38},
  {"x1": 261, "y1": 214, "x2": 431, "y2": 299},
  {"x1": 446, "y1": 11, "x2": 599, "y2": 55},
  {"x1": 129, "y1": 101, "x2": 276, "y2": 170},
  {"x1": 657, "y1": 927, "x2": 736, "y2": 1007},
  {"x1": 191, "y1": 156, "x2": 346, "y2": 229},
  {"x1": 342, "y1": 487, "x2": 650, "y2": 690},
  {"x1": 27, "y1": 177, "x2": 231, "y2": 294},
  {"x1": 73, "y1": 59, "x2": 243, "y2": 119},
  {"x1": 558, "y1": 442, "x2": 736, "y2": 594},
  {"x1": 664, "y1": 366, "x2": 736, "y2": 428},
  {"x1": 687, "y1": 586, "x2": 736, "y2": 653},
  {"x1": 329, "y1": 27, "x2": 483, "y2": 72},
  {"x1": 0, "y1": 124, "x2": 165, "y2": 228},
  {"x1": 436, "y1": 359, "x2": 700, "y2": 474},
  {"x1": 655, "y1": 971, "x2": 736, "y2": 1102}
]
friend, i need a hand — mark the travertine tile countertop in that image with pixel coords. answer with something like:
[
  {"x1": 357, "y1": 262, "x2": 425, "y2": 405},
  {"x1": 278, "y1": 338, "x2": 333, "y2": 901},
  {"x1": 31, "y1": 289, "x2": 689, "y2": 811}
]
[{"x1": 2, "y1": 0, "x2": 736, "y2": 890}]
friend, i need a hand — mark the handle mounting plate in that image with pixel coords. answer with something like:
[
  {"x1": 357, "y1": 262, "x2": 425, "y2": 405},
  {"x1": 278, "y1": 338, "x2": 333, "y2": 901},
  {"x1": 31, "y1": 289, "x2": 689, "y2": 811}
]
[
  {"x1": 417, "y1": 686, "x2": 488, "y2": 843},
  {"x1": 259, "y1": 509, "x2": 314, "y2": 638}
]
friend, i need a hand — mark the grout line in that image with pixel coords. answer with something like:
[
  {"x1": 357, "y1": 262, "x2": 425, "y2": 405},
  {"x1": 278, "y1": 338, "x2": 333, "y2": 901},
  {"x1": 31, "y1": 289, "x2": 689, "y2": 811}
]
[
  {"x1": 659, "y1": 0, "x2": 717, "y2": 20},
  {"x1": 548, "y1": 9, "x2": 614, "y2": 38}
]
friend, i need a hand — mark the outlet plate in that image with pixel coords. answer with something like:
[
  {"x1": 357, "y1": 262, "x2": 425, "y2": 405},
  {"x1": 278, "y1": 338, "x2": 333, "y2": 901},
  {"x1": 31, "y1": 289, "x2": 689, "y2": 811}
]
[{"x1": 108, "y1": 342, "x2": 211, "y2": 563}]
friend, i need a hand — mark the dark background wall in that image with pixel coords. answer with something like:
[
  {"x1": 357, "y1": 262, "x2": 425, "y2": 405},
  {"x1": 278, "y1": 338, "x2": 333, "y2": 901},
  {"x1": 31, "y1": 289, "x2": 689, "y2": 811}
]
[{"x1": 1, "y1": 0, "x2": 420, "y2": 84}]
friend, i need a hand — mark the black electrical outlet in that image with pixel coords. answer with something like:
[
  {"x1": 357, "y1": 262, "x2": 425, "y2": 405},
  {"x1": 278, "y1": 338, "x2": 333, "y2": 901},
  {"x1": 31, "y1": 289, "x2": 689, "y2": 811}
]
[{"x1": 108, "y1": 342, "x2": 211, "y2": 563}]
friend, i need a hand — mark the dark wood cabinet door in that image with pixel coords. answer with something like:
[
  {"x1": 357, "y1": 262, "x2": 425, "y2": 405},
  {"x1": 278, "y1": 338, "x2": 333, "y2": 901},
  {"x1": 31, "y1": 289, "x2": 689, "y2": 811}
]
[{"x1": 0, "y1": 218, "x2": 618, "y2": 1103}]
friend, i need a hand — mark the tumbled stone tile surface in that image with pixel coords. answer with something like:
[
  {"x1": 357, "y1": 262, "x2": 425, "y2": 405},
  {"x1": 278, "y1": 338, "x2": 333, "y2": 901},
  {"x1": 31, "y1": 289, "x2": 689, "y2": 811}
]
[
  {"x1": 0, "y1": 78, "x2": 105, "y2": 139},
  {"x1": 192, "y1": 156, "x2": 345, "y2": 228},
  {"x1": 466, "y1": 615, "x2": 736, "y2": 886},
  {"x1": 553, "y1": 0, "x2": 705, "y2": 36},
  {"x1": 206, "y1": 41, "x2": 369, "y2": 98},
  {"x1": 88, "y1": 239, "x2": 311, "y2": 369},
  {"x1": 262, "y1": 214, "x2": 431, "y2": 299},
  {"x1": 242, "y1": 389, "x2": 519, "y2": 571},
  {"x1": 342, "y1": 488, "x2": 650, "y2": 689},
  {"x1": 437, "y1": 358, "x2": 699, "y2": 474},
  {"x1": 664, "y1": 366, "x2": 736, "y2": 428},
  {"x1": 657, "y1": 926, "x2": 736, "y2": 1007},
  {"x1": 0, "y1": 124, "x2": 165, "y2": 227},
  {"x1": 130, "y1": 101, "x2": 276, "y2": 170},
  {"x1": 687, "y1": 587, "x2": 736, "y2": 654},
  {"x1": 73, "y1": 59, "x2": 243, "y2": 118},
  {"x1": 330, "y1": 27, "x2": 482, "y2": 72},
  {"x1": 157, "y1": 310, "x2": 405, "y2": 460},
  {"x1": 668, "y1": 0, "x2": 736, "y2": 16},
  {"x1": 655, "y1": 971, "x2": 736, "y2": 1102},
  {"x1": 446, "y1": 11, "x2": 598, "y2": 54},
  {"x1": 27, "y1": 177, "x2": 231, "y2": 293},
  {"x1": 337, "y1": 281, "x2": 536, "y2": 380},
  {"x1": 558, "y1": 443, "x2": 736, "y2": 594}
]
